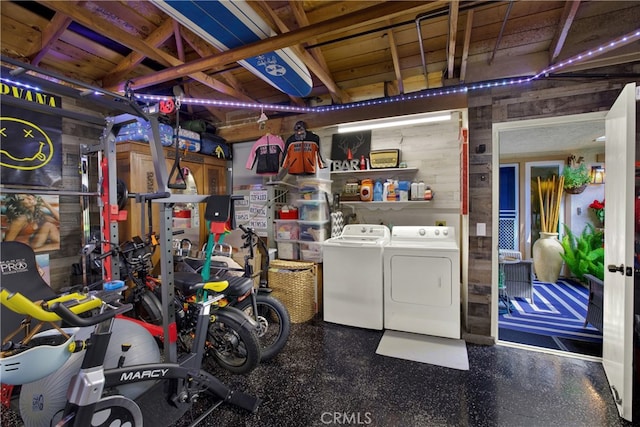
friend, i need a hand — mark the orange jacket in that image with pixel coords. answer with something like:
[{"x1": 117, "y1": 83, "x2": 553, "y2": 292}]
[{"x1": 282, "y1": 132, "x2": 326, "y2": 175}]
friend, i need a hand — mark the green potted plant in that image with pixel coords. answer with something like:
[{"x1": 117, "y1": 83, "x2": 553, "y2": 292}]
[
  {"x1": 559, "y1": 223, "x2": 604, "y2": 282},
  {"x1": 562, "y1": 155, "x2": 591, "y2": 194}
]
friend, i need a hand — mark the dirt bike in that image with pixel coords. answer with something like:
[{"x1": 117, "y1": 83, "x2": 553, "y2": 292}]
[
  {"x1": 87, "y1": 190, "x2": 261, "y2": 375},
  {"x1": 175, "y1": 224, "x2": 291, "y2": 361}
]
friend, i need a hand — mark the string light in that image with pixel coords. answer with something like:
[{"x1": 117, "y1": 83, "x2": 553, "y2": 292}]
[
  {"x1": 4, "y1": 28, "x2": 638, "y2": 116},
  {"x1": 532, "y1": 28, "x2": 640, "y2": 80},
  {"x1": 0, "y1": 77, "x2": 43, "y2": 92}
]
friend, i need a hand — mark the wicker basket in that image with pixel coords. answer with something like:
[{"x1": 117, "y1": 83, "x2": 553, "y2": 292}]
[{"x1": 268, "y1": 260, "x2": 316, "y2": 323}]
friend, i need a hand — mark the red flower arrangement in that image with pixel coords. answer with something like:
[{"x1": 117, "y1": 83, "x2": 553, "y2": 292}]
[{"x1": 589, "y1": 199, "x2": 605, "y2": 224}]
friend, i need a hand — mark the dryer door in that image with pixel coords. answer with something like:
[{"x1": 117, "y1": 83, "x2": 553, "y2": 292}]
[{"x1": 389, "y1": 254, "x2": 452, "y2": 306}]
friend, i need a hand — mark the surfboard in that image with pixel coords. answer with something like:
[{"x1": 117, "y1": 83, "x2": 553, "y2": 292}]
[{"x1": 154, "y1": 0, "x2": 313, "y2": 97}]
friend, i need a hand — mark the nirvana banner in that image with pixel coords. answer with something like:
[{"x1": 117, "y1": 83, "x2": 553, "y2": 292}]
[{"x1": 0, "y1": 82, "x2": 63, "y2": 187}]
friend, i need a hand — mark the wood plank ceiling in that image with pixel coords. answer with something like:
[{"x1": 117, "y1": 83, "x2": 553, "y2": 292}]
[{"x1": 1, "y1": 1, "x2": 639, "y2": 141}]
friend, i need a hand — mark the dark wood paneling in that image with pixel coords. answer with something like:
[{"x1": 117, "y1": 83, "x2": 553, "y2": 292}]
[{"x1": 464, "y1": 68, "x2": 637, "y2": 341}]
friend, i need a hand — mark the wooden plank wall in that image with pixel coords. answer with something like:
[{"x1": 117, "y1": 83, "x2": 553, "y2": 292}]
[
  {"x1": 464, "y1": 64, "x2": 638, "y2": 342},
  {"x1": 35, "y1": 97, "x2": 104, "y2": 290}
]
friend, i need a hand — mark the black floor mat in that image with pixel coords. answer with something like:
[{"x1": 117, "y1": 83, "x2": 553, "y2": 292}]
[
  {"x1": 499, "y1": 327, "x2": 602, "y2": 357},
  {"x1": 555, "y1": 336, "x2": 603, "y2": 357}
]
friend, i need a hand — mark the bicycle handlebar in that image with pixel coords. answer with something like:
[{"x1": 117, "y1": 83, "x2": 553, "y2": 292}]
[{"x1": 49, "y1": 300, "x2": 133, "y2": 327}]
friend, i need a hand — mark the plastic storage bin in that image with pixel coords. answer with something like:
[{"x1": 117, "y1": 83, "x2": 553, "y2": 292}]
[
  {"x1": 298, "y1": 220, "x2": 330, "y2": 242},
  {"x1": 298, "y1": 200, "x2": 329, "y2": 221},
  {"x1": 296, "y1": 177, "x2": 332, "y2": 195},
  {"x1": 299, "y1": 241, "x2": 323, "y2": 262},
  {"x1": 275, "y1": 239, "x2": 299, "y2": 260},
  {"x1": 299, "y1": 190, "x2": 326, "y2": 201},
  {"x1": 278, "y1": 206, "x2": 299, "y2": 220},
  {"x1": 274, "y1": 220, "x2": 300, "y2": 240}
]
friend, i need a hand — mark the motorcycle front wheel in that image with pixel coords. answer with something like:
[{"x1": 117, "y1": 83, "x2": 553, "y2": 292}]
[
  {"x1": 235, "y1": 294, "x2": 290, "y2": 361},
  {"x1": 205, "y1": 306, "x2": 261, "y2": 375}
]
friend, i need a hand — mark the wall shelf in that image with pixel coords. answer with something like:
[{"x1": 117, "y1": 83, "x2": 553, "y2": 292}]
[
  {"x1": 330, "y1": 167, "x2": 418, "y2": 176},
  {"x1": 340, "y1": 200, "x2": 431, "y2": 211}
]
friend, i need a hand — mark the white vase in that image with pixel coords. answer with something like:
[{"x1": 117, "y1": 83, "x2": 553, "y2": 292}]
[{"x1": 532, "y1": 232, "x2": 564, "y2": 283}]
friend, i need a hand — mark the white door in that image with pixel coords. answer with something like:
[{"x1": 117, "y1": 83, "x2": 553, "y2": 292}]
[{"x1": 603, "y1": 82, "x2": 636, "y2": 422}]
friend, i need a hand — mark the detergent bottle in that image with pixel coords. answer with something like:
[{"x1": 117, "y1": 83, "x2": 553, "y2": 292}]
[
  {"x1": 373, "y1": 180, "x2": 383, "y2": 201},
  {"x1": 386, "y1": 180, "x2": 396, "y2": 202}
]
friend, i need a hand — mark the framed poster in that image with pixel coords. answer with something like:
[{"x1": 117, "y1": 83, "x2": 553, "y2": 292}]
[
  {"x1": 330, "y1": 130, "x2": 371, "y2": 171},
  {"x1": 1, "y1": 193, "x2": 60, "y2": 252}
]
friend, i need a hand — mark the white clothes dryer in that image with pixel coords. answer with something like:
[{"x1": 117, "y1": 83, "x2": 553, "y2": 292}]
[
  {"x1": 383, "y1": 226, "x2": 461, "y2": 339},
  {"x1": 322, "y1": 224, "x2": 390, "y2": 329}
]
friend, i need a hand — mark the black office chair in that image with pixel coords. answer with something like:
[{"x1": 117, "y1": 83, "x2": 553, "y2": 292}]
[{"x1": 1, "y1": 241, "x2": 57, "y2": 342}]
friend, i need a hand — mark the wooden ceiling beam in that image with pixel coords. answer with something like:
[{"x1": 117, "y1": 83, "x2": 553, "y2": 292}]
[
  {"x1": 173, "y1": 21, "x2": 185, "y2": 62},
  {"x1": 128, "y1": 1, "x2": 429, "y2": 90},
  {"x1": 248, "y1": 0, "x2": 348, "y2": 105},
  {"x1": 38, "y1": 0, "x2": 255, "y2": 105},
  {"x1": 29, "y1": 12, "x2": 73, "y2": 66},
  {"x1": 459, "y1": 9, "x2": 474, "y2": 82},
  {"x1": 39, "y1": 1, "x2": 172, "y2": 65},
  {"x1": 101, "y1": 18, "x2": 174, "y2": 88},
  {"x1": 447, "y1": 0, "x2": 459, "y2": 79},
  {"x1": 287, "y1": 0, "x2": 348, "y2": 104},
  {"x1": 180, "y1": 27, "x2": 245, "y2": 95},
  {"x1": 549, "y1": 0, "x2": 581, "y2": 64},
  {"x1": 386, "y1": 21, "x2": 404, "y2": 95}
]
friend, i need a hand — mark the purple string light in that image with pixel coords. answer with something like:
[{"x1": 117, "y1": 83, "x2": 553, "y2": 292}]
[{"x1": 5, "y1": 28, "x2": 638, "y2": 115}]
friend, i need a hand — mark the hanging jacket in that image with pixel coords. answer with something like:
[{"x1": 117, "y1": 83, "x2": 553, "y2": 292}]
[
  {"x1": 245, "y1": 134, "x2": 285, "y2": 175},
  {"x1": 282, "y1": 131, "x2": 326, "y2": 175}
]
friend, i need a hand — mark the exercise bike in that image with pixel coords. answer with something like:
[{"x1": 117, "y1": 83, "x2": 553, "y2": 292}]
[
  {"x1": 176, "y1": 224, "x2": 290, "y2": 361},
  {"x1": 0, "y1": 272, "x2": 260, "y2": 426}
]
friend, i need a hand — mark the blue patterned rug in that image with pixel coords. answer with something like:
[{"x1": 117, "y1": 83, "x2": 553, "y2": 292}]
[{"x1": 499, "y1": 279, "x2": 603, "y2": 344}]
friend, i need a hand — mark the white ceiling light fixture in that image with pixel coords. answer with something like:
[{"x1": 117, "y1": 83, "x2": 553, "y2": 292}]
[{"x1": 337, "y1": 112, "x2": 452, "y2": 133}]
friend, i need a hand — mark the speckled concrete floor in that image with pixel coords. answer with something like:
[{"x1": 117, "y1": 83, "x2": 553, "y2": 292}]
[
  {"x1": 2, "y1": 315, "x2": 632, "y2": 427},
  {"x1": 175, "y1": 316, "x2": 630, "y2": 427}
]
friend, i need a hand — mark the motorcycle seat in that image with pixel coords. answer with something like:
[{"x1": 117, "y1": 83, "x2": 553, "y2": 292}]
[
  {"x1": 173, "y1": 271, "x2": 227, "y2": 296},
  {"x1": 224, "y1": 276, "x2": 254, "y2": 297}
]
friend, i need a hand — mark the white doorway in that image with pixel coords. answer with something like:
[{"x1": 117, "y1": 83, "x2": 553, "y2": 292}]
[{"x1": 492, "y1": 111, "x2": 607, "y2": 349}]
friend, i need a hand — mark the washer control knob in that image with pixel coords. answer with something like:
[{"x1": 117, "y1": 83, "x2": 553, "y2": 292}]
[
  {"x1": 361, "y1": 226, "x2": 366, "y2": 233},
  {"x1": 419, "y1": 228, "x2": 426, "y2": 236},
  {"x1": 434, "y1": 229, "x2": 440, "y2": 236},
  {"x1": 443, "y1": 229, "x2": 449, "y2": 236}
]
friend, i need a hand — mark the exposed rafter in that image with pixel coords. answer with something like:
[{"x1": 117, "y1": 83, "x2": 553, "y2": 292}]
[
  {"x1": 251, "y1": 0, "x2": 348, "y2": 102},
  {"x1": 173, "y1": 20, "x2": 185, "y2": 62},
  {"x1": 29, "y1": 12, "x2": 73, "y2": 66},
  {"x1": 39, "y1": 0, "x2": 256, "y2": 107},
  {"x1": 447, "y1": 0, "x2": 460, "y2": 79},
  {"x1": 286, "y1": 0, "x2": 348, "y2": 104},
  {"x1": 100, "y1": 18, "x2": 175, "y2": 89},
  {"x1": 549, "y1": 0, "x2": 581, "y2": 64},
  {"x1": 459, "y1": 9, "x2": 474, "y2": 82},
  {"x1": 386, "y1": 20, "x2": 404, "y2": 95}
]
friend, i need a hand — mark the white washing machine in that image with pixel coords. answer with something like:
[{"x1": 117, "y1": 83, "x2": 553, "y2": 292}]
[
  {"x1": 322, "y1": 224, "x2": 391, "y2": 329},
  {"x1": 383, "y1": 226, "x2": 460, "y2": 339}
]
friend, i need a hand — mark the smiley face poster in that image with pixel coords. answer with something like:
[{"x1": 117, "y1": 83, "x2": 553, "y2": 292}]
[{"x1": 0, "y1": 83, "x2": 63, "y2": 188}]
